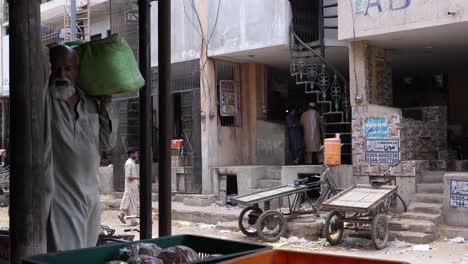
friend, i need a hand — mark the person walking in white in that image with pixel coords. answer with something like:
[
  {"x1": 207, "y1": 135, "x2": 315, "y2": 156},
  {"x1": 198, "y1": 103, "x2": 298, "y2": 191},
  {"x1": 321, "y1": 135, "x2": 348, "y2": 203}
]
[
  {"x1": 118, "y1": 149, "x2": 139, "y2": 225},
  {"x1": 300, "y1": 102, "x2": 322, "y2": 164}
]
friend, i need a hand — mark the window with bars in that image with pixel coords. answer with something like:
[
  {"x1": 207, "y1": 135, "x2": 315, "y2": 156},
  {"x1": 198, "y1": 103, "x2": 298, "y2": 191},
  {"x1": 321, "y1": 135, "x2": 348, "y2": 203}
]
[{"x1": 215, "y1": 60, "x2": 241, "y2": 127}]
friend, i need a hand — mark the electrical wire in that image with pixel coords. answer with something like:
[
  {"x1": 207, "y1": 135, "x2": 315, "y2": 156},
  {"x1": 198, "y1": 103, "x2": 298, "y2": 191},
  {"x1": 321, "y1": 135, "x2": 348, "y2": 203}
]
[
  {"x1": 183, "y1": 0, "x2": 222, "y2": 117},
  {"x1": 348, "y1": 0, "x2": 360, "y2": 105}
]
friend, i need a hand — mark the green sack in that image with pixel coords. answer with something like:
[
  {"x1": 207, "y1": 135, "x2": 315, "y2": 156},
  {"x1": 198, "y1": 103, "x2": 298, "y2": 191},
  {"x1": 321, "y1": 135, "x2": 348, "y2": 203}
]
[{"x1": 76, "y1": 34, "x2": 145, "y2": 96}]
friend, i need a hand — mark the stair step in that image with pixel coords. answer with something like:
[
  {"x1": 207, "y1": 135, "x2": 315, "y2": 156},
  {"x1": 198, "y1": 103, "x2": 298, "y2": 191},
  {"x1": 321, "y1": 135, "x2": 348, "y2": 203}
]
[
  {"x1": 417, "y1": 183, "x2": 443, "y2": 193},
  {"x1": 323, "y1": 3, "x2": 338, "y2": 8},
  {"x1": 413, "y1": 193, "x2": 444, "y2": 204},
  {"x1": 400, "y1": 212, "x2": 441, "y2": 224},
  {"x1": 390, "y1": 231, "x2": 437, "y2": 244},
  {"x1": 262, "y1": 169, "x2": 282, "y2": 180},
  {"x1": 324, "y1": 122, "x2": 351, "y2": 126},
  {"x1": 323, "y1": 112, "x2": 344, "y2": 116},
  {"x1": 408, "y1": 202, "x2": 443, "y2": 214},
  {"x1": 257, "y1": 180, "x2": 281, "y2": 189},
  {"x1": 388, "y1": 218, "x2": 437, "y2": 234},
  {"x1": 420, "y1": 171, "x2": 445, "y2": 183}
]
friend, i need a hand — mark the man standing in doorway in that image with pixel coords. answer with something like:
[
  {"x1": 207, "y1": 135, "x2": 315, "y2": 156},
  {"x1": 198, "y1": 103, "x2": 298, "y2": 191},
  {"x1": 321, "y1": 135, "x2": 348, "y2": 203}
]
[
  {"x1": 286, "y1": 108, "x2": 304, "y2": 164},
  {"x1": 118, "y1": 149, "x2": 139, "y2": 226},
  {"x1": 45, "y1": 45, "x2": 115, "y2": 252},
  {"x1": 300, "y1": 102, "x2": 322, "y2": 164}
]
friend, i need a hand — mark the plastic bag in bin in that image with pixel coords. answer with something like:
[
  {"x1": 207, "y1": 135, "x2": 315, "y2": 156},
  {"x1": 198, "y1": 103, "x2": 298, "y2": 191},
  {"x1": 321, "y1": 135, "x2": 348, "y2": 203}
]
[
  {"x1": 157, "y1": 245, "x2": 201, "y2": 263},
  {"x1": 127, "y1": 255, "x2": 164, "y2": 264},
  {"x1": 119, "y1": 243, "x2": 163, "y2": 260}
]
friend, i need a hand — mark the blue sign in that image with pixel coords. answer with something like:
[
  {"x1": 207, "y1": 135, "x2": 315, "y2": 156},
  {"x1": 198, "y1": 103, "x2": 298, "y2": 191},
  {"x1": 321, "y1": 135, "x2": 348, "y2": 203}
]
[
  {"x1": 364, "y1": 116, "x2": 388, "y2": 139},
  {"x1": 354, "y1": 0, "x2": 364, "y2": 13},
  {"x1": 363, "y1": 0, "x2": 412, "y2": 16}
]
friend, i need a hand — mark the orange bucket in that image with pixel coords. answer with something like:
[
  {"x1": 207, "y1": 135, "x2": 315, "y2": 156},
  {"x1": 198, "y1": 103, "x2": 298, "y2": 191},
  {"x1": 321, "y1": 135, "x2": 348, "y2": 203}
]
[{"x1": 324, "y1": 138, "x2": 341, "y2": 166}]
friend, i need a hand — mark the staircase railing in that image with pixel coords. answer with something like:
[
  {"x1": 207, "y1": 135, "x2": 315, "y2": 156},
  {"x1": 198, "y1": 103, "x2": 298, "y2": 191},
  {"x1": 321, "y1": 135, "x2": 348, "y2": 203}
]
[
  {"x1": 64, "y1": 0, "x2": 90, "y2": 41},
  {"x1": 290, "y1": 26, "x2": 351, "y2": 121}
]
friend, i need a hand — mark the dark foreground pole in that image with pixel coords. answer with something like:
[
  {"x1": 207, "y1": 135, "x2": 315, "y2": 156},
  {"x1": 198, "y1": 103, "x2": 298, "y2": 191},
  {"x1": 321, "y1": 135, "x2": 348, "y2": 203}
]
[
  {"x1": 138, "y1": 0, "x2": 153, "y2": 239},
  {"x1": 9, "y1": 0, "x2": 47, "y2": 262},
  {"x1": 158, "y1": 0, "x2": 172, "y2": 237}
]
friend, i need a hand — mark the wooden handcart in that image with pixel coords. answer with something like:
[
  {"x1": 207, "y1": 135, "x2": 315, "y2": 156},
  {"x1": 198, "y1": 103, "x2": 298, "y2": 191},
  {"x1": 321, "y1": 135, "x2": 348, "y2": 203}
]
[
  {"x1": 232, "y1": 168, "x2": 340, "y2": 242},
  {"x1": 321, "y1": 184, "x2": 402, "y2": 249}
]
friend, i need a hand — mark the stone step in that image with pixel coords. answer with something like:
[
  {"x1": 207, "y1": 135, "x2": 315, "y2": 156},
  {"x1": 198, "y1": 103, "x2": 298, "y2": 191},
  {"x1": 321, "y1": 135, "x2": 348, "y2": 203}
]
[
  {"x1": 388, "y1": 218, "x2": 437, "y2": 234},
  {"x1": 408, "y1": 202, "x2": 443, "y2": 215},
  {"x1": 257, "y1": 180, "x2": 282, "y2": 189},
  {"x1": 439, "y1": 224, "x2": 468, "y2": 240},
  {"x1": 413, "y1": 193, "x2": 444, "y2": 204},
  {"x1": 417, "y1": 183, "x2": 443, "y2": 193},
  {"x1": 400, "y1": 212, "x2": 441, "y2": 224},
  {"x1": 390, "y1": 231, "x2": 437, "y2": 244},
  {"x1": 265, "y1": 169, "x2": 282, "y2": 180},
  {"x1": 420, "y1": 171, "x2": 445, "y2": 183}
]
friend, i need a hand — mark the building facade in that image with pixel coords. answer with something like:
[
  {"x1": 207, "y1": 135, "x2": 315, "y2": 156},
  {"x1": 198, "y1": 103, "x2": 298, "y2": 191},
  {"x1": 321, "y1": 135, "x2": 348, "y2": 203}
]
[
  {"x1": 0, "y1": 0, "x2": 354, "y2": 194},
  {"x1": 339, "y1": 0, "x2": 468, "y2": 241}
]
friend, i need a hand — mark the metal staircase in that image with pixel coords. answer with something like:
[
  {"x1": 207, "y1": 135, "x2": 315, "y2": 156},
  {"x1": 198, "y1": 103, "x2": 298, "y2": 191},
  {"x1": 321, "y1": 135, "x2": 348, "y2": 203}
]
[
  {"x1": 290, "y1": 0, "x2": 352, "y2": 163},
  {"x1": 65, "y1": 0, "x2": 91, "y2": 41}
]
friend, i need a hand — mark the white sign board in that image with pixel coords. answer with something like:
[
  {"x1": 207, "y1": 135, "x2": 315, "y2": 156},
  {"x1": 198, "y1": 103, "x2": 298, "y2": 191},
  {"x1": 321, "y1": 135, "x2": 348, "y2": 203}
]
[
  {"x1": 366, "y1": 139, "x2": 400, "y2": 164},
  {"x1": 450, "y1": 180, "x2": 468, "y2": 208}
]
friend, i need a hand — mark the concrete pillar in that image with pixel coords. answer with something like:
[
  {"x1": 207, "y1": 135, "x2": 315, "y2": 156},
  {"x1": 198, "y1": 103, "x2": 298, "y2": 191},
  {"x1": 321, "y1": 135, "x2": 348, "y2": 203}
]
[
  {"x1": 349, "y1": 41, "x2": 393, "y2": 107},
  {"x1": 349, "y1": 41, "x2": 369, "y2": 107},
  {"x1": 200, "y1": 57, "x2": 218, "y2": 194}
]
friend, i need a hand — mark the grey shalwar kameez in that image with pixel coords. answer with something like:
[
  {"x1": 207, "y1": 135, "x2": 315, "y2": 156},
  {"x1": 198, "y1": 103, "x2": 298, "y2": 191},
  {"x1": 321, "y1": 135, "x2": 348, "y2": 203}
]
[
  {"x1": 45, "y1": 87, "x2": 114, "y2": 252},
  {"x1": 300, "y1": 109, "x2": 322, "y2": 164}
]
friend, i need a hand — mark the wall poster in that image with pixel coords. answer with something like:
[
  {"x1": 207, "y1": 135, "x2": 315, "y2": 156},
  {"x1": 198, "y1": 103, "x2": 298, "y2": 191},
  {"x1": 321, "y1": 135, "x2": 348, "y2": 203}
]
[
  {"x1": 450, "y1": 180, "x2": 468, "y2": 208},
  {"x1": 366, "y1": 139, "x2": 400, "y2": 164},
  {"x1": 219, "y1": 80, "x2": 237, "y2": 117}
]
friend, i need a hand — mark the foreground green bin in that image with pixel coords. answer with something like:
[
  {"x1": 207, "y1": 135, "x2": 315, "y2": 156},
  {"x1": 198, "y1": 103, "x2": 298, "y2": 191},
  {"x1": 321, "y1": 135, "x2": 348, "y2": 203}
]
[{"x1": 23, "y1": 235, "x2": 271, "y2": 264}]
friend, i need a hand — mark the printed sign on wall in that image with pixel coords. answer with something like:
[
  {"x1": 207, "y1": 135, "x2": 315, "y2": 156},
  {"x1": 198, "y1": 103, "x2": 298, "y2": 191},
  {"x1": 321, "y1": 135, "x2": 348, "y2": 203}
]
[
  {"x1": 450, "y1": 180, "x2": 468, "y2": 208},
  {"x1": 366, "y1": 139, "x2": 400, "y2": 164},
  {"x1": 219, "y1": 80, "x2": 237, "y2": 117},
  {"x1": 364, "y1": 116, "x2": 388, "y2": 139}
]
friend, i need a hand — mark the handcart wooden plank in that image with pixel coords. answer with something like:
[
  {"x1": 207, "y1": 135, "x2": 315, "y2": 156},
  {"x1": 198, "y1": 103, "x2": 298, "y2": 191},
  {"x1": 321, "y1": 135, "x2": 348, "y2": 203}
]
[
  {"x1": 232, "y1": 185, "x2": 310, "y2": 205},
  {"x1": 321, "y1": 184, "x2": 397, "y2": 213}
]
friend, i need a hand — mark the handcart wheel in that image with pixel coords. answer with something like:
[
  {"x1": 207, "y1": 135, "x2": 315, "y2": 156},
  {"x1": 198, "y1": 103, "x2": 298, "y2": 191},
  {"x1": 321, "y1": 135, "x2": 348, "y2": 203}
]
[
  {"x1": 256, "y1": 210, "x2": 287, "y2": 242},
  {"x1": 238, "y1": 205, "x2": 263, "y2": 237},
  {"x1": 324, "y1": 211, "x2": 344, "y2": 245},
  {"x1": 371, "y1": 214, "x2": 389, "y2": 250}
]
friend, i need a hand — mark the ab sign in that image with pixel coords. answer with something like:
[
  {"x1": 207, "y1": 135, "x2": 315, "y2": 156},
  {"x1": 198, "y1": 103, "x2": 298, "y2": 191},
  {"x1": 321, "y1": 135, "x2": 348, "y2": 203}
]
[{"x1": 355, "y1": 0, "x2": 412, "y2": 15}]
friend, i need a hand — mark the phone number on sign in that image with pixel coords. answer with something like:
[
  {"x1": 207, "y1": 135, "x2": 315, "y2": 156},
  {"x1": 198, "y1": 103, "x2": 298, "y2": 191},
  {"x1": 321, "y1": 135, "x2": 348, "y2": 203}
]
[{"x1": 451, "y1": 195, "x2": 468, "y2": 208}]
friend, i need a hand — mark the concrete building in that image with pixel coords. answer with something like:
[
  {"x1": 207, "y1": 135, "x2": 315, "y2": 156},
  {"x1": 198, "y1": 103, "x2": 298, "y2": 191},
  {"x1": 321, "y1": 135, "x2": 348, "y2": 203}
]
[
  {"x1": 108, "y1": 0, "x2": 355, "y2": 196},
  {"x1": 5, "y1": 0, "x2": 468, "y2": 242},
  {"x1": 0, "y1": 0, "x2": 355, "y2": 192},
  {"x1": 0, "y1": 0, "x2": 354, "y2": 195},
  {"x1": 339, "y1": 0, "x2": 468, "y2": 242}
]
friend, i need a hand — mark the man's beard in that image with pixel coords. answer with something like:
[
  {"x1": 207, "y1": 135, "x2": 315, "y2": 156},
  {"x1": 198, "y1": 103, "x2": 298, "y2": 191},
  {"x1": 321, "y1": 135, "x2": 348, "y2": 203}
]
[{"x1": 49, "y1": 80, "x2": 77, "y2": 101}]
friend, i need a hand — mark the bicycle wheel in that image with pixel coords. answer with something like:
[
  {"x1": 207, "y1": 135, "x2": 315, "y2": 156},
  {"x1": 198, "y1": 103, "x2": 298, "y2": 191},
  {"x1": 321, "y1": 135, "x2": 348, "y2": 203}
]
[
  {"x1": 324, "y1": 211, "x2": 344, "y2": 245},
  {"x1": 256, "y1": 210, "x2": 287, "y2": 242},
  {"x1": 395, "y1": 193, "x2": 407, "y2": 212},
  {"x1": 238, "y1": 205, "x2": 263, "y2": 237},
  {"x1": 384, "y1": 193, "x2": 407, "y2": 213}
]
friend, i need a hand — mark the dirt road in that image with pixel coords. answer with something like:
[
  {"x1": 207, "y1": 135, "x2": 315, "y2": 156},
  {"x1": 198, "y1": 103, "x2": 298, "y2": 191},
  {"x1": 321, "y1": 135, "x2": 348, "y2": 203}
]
[{"x1": 100, "y1": 209, "x2": 468, "y2": 264}]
